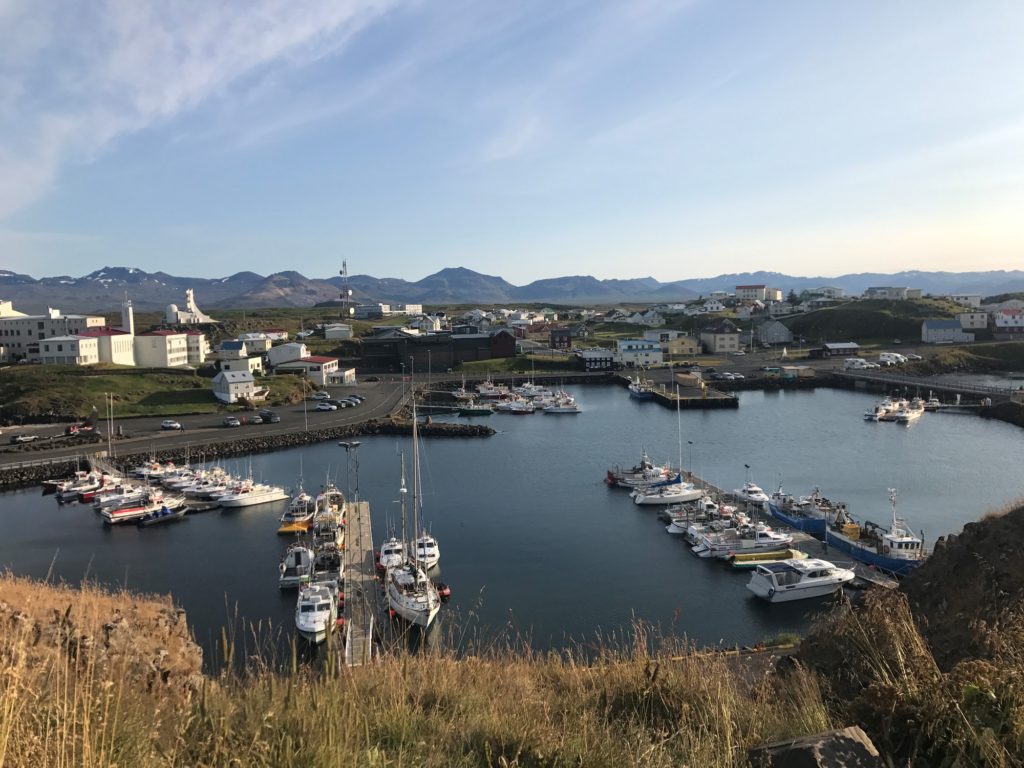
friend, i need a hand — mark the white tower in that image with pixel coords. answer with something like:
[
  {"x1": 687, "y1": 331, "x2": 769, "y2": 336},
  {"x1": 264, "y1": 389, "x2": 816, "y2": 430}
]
[{"x1": 120, "y1": 294, "x2": 135, "y2": 335}]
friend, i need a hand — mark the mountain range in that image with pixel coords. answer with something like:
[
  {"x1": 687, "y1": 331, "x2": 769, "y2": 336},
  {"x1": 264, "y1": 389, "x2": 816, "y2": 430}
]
[{"x1": 2, "y1": 265, "x2": 1023, "y2": 315}]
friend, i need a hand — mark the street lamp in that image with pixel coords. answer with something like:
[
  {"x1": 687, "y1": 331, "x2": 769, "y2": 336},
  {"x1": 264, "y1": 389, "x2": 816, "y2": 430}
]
[
  {"x1": 687, "y1": 440, "x2": 693, "y2": 478},
  {"x1": 339, "y1": 441, "x2": 361, "y2": 502},
  {"x1": 400, "y1": 362, "x2": 406, "y2": 401},
  {"x1": 427, "y1": 349, "x2": 432, "y2": 391}
]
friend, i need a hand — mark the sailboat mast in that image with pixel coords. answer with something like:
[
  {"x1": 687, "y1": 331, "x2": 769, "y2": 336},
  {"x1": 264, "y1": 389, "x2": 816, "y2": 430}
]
[
  {"x1": 410, "y1": 360, "x2": 420, "y2": 568},
  {"x1": 399, "y1": 452, "x2": 407, "y2": 543}
]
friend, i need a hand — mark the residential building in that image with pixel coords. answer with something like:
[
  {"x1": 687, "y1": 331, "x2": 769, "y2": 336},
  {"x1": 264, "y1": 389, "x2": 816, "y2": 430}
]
[
  {"x1": 992, "y1": 308, "x2": 1024, "y2": 339},
  {"x1": 814, "y1": 286, "x2": 845, "y2": 300},
  {"x1": 262, "y1": 328, "x2": 289, "y2": 341},
  {"x1": 238, "y1": 333, "x2": 272, "y2": 353},
  {"x1": 266, "y1": 342, "x2": 310, "y2": 367},
  {"x1": 549, "y1": 328, "x2": 573, "y2": 350},
  {"x1": 392, "y1": 303, "x2": 423, "y2": 315},
  {"x1": 922, "y1": 320, "x2": 975, "y2": 344},
  {"x1": 948, "y1": 294, "x2": 983, "y2": 308},
  {"x1": 577, "y1": 348, "x2": 615, "y2": 371},
  {"x1": 615, "y1": 338, "x2": 663, "y2": 367},
  {"x1": 274, "y1": 356, "x2": 340, "y2": 387},
  {"x1": 957, "y1": 312, "x2": 988, "y2": 330},
  {"x1": 864, "y1": 287, "x2": 923, "y2": 300},
  {"x1": 627, "y1": 310, "x2": 664, "y2": 326},
  {"x1": 186, "y1": 332, "x2": 210, "y2": 366},
  {"x1": 643, "y1": 329, "x2": 700, "y2": 358},
  {"x1": 768, "y1": 302, "x2": 797, "y2": 317},
  {"x1": 353, "y1": 303, "x2": 390, "y2": 320},
  {"x1": 38, "y1": 336, "x2": 100, "y2": 365},
  {"x1": 766, "y1": 288, "x2": 783, "y2": 303},
  {"x1": 324, "y1": 323, "x2": 354, "y2": 339},
  {"x1": 0, "y1": 343, "x2": 7, "y2": 363},
  {"x1": 221, "y1": 356, "x2": 264, "y2": 375},
  {"x1": 756, "y1": 319, "x2": 794, "y2": 346},
  {"x1": 133, "y1": 330, "x2": 189, "y2": 368},
  {"x1": 702, "y1": 299, "x2": 726, "y2": 313},
  {"x1": 218, "y1": 340, "x2": 249, "y2": 360},
  {"x1": 327, "y1": 367, "x2": 358, "y2": 385},
  {"x1": 212, "y1": 371, "x2": 267, "y2": 404},
  {"x1": 699, "y1": 319, "x2": 741, "y2": 354},
  {"x1": 0, "y1": 307, "x2": 105, "y2": 358},
  {"x1": 77, "y1": 328, "x2": 135, "y2": 365},
  {"x1": 736, "y1": 285, "x2": 768, "y2": 301},
  {"x1": 820, "y1": 342, "x2": 861, "y2": 357}
]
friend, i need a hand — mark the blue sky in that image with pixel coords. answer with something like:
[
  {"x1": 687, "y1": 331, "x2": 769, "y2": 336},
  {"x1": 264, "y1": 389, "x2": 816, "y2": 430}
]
[{"x1": 1, "y1": 0, "x2": 1023, "y2": 282}]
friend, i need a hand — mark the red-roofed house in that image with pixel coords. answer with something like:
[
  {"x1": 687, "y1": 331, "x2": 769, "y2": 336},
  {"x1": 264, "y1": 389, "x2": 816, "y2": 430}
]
[
  {"x1": 994, "y1": 308, "x2": 1024, "y2": 339},
  {"x1": 274, "y1": 356, "x2": 339, "y2": 387},
  {"x1": 134, "y1": 330, "x2": 189, "y2": 368},
  {"x1": 77, "y1": 327, "x2": 135, "y2": 365}
]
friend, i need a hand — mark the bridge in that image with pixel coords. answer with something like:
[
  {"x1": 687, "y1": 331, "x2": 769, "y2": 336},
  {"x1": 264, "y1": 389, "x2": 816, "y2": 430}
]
[{"x1": 836, "y1": 370, "x2": 1022, "y2": 403}]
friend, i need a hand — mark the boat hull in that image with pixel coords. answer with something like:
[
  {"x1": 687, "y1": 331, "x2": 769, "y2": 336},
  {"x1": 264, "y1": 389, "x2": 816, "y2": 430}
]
[
  {"x1": 747, "y1": 579, "x2": 847, "y2": 602},
  {"x1": 824, "y1": 528, "x2": 922, "y2": 577},
  {"x1": 767, "y1": 502, "x2": 827, "y2": 538}
]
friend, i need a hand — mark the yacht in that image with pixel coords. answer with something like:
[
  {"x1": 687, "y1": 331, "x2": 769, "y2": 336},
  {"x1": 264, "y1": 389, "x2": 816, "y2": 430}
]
[
  {"x1": 632, "y1": 481, "x2": 704, "y2": 506},
  {"x1": 746, "y1": 559, "x2": 855, "y2": 602},
  {"x1": 294, "y1": 583, "x2": 337, "y2": 644},
  {"x1": 412, "y1": 531, "x2": 440, "y2": 570},
  {"x1": 278, "y1": 543, "x2": 314, "y2": 588},
  {"x1": 732, "y1": 481, "x2": 770, "y2": 505},
  {"x1": 378, "y1": 536, "x2": 407, "y2": 570},
  {"x1": 219, "y1": 483, "x2": 289, "y2": 508}
]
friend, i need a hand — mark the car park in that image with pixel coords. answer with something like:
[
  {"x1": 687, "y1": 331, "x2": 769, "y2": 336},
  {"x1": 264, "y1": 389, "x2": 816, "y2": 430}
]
[
  {"x1": 315, "y1": 402, "x2": 337, "y2": 411},
  {"x1": 223, "y1": 416, "x2": 241, "y2": 427},
  {"x1": 160, "y1": 419, "x2": 183, "y2": 430}
]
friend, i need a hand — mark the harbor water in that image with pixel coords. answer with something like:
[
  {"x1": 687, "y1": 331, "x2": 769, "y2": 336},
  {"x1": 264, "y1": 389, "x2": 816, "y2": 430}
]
[{"x1": 2, "y1": 385, "x2": 1022, "y2": 665}]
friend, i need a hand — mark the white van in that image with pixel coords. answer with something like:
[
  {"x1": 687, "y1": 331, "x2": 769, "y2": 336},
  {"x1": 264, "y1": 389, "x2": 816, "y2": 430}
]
[{"x1": 878, "y1": 352, "x2": 906, "y2": 366}]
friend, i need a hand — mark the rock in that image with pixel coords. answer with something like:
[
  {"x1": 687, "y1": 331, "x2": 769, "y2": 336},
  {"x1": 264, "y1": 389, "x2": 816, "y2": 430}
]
[{"x1": 748, "y1": 726, "x2": 882, "y2": 767}]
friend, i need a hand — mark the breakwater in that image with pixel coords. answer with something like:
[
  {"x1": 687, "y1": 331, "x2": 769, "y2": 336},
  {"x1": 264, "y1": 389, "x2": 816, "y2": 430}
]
[{"x1": 0, "y1": 419, "x2": 494, "y2": 490}]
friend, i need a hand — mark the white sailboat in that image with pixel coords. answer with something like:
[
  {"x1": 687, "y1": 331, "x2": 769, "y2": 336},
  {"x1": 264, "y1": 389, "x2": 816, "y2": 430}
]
[
  {"x1": 378, "y1": 455, "x2": 408, "y2": 571},
  {"x1": 386, "y1": 375, "x2": 441, "y2": 628}
]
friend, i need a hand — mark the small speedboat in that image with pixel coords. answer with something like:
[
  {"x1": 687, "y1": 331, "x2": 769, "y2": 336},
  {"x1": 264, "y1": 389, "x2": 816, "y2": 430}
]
[
  {"x1": 746, "y1": 558, "x2": 855, "y2": 602},
  {"x1": 137, "y1": 504, "x2": 188, "y2": 527}
]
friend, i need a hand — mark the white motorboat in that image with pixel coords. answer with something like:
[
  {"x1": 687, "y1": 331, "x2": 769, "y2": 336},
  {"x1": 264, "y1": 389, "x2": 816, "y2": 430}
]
[
  {"x1": 311, "y1": 514, "x2": 345, "y2": 550},
  {"x1": 632, "y1": 481, "x2": 703, "y2": 506},
  {"x1": 278, "y1": 544, "x2": 314, "y2": 588},
  {"x1": 219, "y1": 483, "x2": 289, "y2": 508},
  {"x1": 476, "y1": 379, "x2": 510, "y2": 399},
  {"x1": 93, "y1": 485, "x2": 153, "y2": 512},
  {"x1": 732, "y1": 481, "x2": 770, "y2": 505},
  {"x1": 385, "y1": 385, "x2": 441, "y2": 628},
  {"x1": 379, "y1": 536, "x2": 406, "y2": 570},
  {"x1": 412, "y1": 532, "x2": 440, "y2": 570},
  {"x1": 294, "y1": 583, "x2": 337, "y2": 644},
  {"x1": 315, "y1": 483, "x2": 346, "y2": 520},
  {"x1": 311, "y1": 542, "x2": 344, "y2": 588},
  {"x1": 746, "y1": 558, "x2": 855, "y2": 602},
  {"x1": 691, "y1": 523, "x2": 793, "y2": 559},
  {"x1": 542, "y1": 396, "x2": 581, "y2": 414},
  {"x1": 102, "y1": 494, "x2": 185, "y2": 525},
  {"x1": 895, "y1": 398, "x2": 925, "y2": 424}
]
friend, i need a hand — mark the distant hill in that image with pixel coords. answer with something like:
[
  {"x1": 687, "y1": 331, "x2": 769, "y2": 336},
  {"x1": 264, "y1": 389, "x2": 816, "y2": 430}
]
[{"x1": 3, "y1": 265, "x2": 1024, "y2": 314}]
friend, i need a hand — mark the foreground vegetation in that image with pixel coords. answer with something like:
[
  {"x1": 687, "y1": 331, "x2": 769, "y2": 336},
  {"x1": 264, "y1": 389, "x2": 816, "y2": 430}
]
[{"x1": 6, "y1": 491, "x2": 1024, "y2": 768}]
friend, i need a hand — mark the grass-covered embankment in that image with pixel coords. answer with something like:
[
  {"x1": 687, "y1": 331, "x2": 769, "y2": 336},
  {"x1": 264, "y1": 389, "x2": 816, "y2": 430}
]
[
  {"x1": 0, "y1": 365, "x2": 310, "y2": 422},
  {"x1": 785, "y1": 298, "x2": 962, "y2": 344}
]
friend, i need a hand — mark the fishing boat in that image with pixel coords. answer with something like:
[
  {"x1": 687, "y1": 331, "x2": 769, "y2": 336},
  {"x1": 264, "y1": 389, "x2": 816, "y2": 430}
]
[
  {"x1": 311, "y1": 542, "x2": 344, "y2": 588},
  {"x1": 279, "y1": 543, "x2": 314, "y2": 588},
  {"x1": 767, "y1": 485, "x2": 837, "y2": 538},
  {"x1": 895, "y1": 398, "x2": 925, "y2": 424},
  {"x1": 458, "y1": 400, "x2": 494, "y2": 416},
  {"x1": 542, "y1": 396, "x2": 581, "y2": 414},
  {"x1": 825, "y1": 489, "x2": 927, "y2": 577},
  {"x1": 311, "y1": 514, "x2": 345, "y2": 550},
  {"x1": 605, "y1": 449, "x2": 675, "y2": 488},
  {"x1": 627, "y1": 375, "x2": 655, "y2": 399},
  {"x1": 691, "y1": 523, "x2": 794, "y2": 559},
  {"x1": 386, "y1": 385, "x2": 441, "y2": 628},
  {"x1": 728, "y1": 548, "x2": 808, "y2": 569},
  {"x1": 278, "y1": 478, "x2": 316, "y2": 534},
  {"x1": 294, "y1": 583, "x2": 337, "y2": 644},
  {"x1": 746, "y1": 558, "x2": 855, "y2": 602},
  {"x1": 923, "y1": 393, "x2": 942, "y2": 411},
  {"x1": 103, "y1": 495, "x2": 184, "y2": 525}
]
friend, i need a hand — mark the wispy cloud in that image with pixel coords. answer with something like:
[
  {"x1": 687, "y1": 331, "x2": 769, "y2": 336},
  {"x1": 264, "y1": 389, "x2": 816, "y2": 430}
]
[{"x1": 0, "y1": 0, "x2": 401, "y2": 218}]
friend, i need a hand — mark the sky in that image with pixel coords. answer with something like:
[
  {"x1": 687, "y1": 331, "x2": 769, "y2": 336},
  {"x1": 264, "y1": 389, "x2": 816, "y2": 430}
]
[{"x1": 1, "y1": 0, "x2": 1023, "y2": 283}]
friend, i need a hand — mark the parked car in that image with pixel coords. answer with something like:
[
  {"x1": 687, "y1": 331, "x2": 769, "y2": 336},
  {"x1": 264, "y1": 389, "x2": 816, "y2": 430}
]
[
  {"x1": 258, "y1": 410, "x2": 281, "y2": 423},
  {"x1": 326, "y1": 399, "x2": 350, "y2": 408},
  {"x1": 11, "y1": 434, "x2": 39, "y2": 444},
  {"x1": 160, "y1": 419, "x2": 183, "y2": 430},
  {"x1": 905, "y1": 353, "x2": 923, "y2": 361},
  {"x1": 348, "y1": 394, "x2": 365, "y2": 402},
  {"x1": 732, "y1": 350, "x2": 746, "y2": 356},
  {"x1": 342, "y1": 397, "x2": 361, "y2": 405},
  {"x1": 223, "y1": 416, "x2": 241, "y2": 428},
  {"x1": 315, "y1": 402, "x2": 337, "y2": 411},
  {"x1": 731, "y1": 373, "x2": 745, "y2": 380},
  {"x1": 313, "y1": 391, "x2": 331, "y2": 400}
]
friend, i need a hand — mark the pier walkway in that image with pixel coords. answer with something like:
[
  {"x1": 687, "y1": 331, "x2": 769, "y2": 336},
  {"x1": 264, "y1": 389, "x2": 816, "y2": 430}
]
[
  {"x1": 836, "y1": 370, "x2": 1021, "y2": 403},
  {"x1": 343, "y1": 500, "x2": 375, "y2": 667}
]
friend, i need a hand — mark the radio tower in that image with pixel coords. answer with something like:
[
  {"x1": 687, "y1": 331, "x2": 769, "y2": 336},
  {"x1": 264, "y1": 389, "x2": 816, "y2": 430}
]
[{"x1": 339, "y1": 259, "x2": 356, "y2": 319}]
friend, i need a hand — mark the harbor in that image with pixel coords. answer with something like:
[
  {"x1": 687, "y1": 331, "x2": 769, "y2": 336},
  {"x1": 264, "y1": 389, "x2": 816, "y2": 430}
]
[{"x1": 1, "y1": 384, "x2": 1023, "y2": 668}]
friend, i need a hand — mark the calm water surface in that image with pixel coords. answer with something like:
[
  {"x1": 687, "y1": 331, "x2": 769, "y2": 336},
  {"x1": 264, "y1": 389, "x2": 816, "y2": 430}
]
[{"x1": 2, "y1": 385, "x2": 1022, "y2": 665}]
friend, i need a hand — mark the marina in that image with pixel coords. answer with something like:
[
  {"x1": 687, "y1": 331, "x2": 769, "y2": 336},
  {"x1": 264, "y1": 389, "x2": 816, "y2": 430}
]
[{"x1": 1, "y1": 384, "x2": 1023, "y2": 667}]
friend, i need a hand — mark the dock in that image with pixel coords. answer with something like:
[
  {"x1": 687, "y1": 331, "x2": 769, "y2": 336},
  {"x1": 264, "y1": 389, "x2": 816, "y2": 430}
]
[
  {"x1": 616, "y1": 375, "x2": 739, "y2": 409},
  {"x1": 343, "y1": 500, "x2": 375, "y2": 667}
]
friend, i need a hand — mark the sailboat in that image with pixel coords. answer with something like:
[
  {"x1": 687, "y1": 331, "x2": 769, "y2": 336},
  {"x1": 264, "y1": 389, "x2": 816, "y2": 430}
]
[
  {"x1": 386, "y1": 375, "x2": 441, "y2": 628},
  {"x1": 378, "y1": 455, "x2": 408, "y2": 571}
]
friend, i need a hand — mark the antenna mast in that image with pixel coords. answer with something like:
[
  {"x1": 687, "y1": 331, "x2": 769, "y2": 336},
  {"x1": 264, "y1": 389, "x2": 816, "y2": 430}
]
[{"x1": 339, "y1": 259, "x2": 356, "y2": 319}]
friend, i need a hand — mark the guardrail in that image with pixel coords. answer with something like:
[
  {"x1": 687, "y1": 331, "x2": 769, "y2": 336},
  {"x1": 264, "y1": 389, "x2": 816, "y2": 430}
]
[
  {"x1": 0, "y1": 454, "x2": 90, "y2": 471},
  {"x1": 836, "y1": 370, "x2": 1016, "y2": 400}
]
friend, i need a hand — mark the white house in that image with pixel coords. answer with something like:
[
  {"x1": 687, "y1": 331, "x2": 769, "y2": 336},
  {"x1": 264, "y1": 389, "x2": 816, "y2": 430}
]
[
  {"x1": 77, "y1": 328, "x2": 135, "y2": 365},
  {"x1": 0, "y1": 306, "x2": 105, "y2": 358},
  {"x1": 409, "y1": 316, "x2": 442, "y2": 333},
  {"x1": 702, "y1": 299, "x2": 726, "y2": 313},
  {"x1": 323, "y1": 323, "x2": 353, "y2": 340},
  {"x1": 958, "y1": 312, "x2": 988, "y2": 330},
  {"x1": 735, "y1": 285, "x2": 768, "y2": 301},
  {"x1": 238, "y1": 333, "x2": 271, "y2": 353},
  {"x1": 211, "y1": 371, "x2": 267, "y2": 404},
  {"x1": 615, "y1": 338, "x2": 663, "y2": 367},
  {"x1": 813, "y1": 286, "x2": 845, "y2": 300},
  {"x1": 922, "y1": 320, "x2": 974, "y2": 343},
  {"x1": 993, "y1": 308, "x2": 1024, "y2": 339},
  {"x1": 327, "y1": 367, "x2": 358, "y2": 385},
  {"x1": 217, "y1": 340, "x2": 248, "y2": 360},
  {"x1": 948, "y1": 294, "x2": 983, "y2": 308},
  {"x1": 186, "y1": 332, "x2": 210, "y2": 366},
  {"x1": 267, "y1": 342, "x2": 310, "y2": 367},
  {"x1": 221, "y1": 356, "x2": 264, "y2": 375},
  {"x1": 262, "y1": 328, "x2": 289, "y2": 341},
  {"x1": 134, "y1": 330, "x2": 190, "y2": 368},
  {"x1": 699, "y1": 319, "x2": 741, "y2": 354},
  {"x1": 37, "y1": 335, "x2": 99, "y2": 365},
  {"x1": 274, "y1": 356, "x2": 340, "y2": 387}
]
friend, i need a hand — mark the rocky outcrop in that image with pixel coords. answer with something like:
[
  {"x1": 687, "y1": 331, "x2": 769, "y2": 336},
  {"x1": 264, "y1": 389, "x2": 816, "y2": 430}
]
[{"x1": 748, "y1": 726, "x2": 882, "y2": 767}]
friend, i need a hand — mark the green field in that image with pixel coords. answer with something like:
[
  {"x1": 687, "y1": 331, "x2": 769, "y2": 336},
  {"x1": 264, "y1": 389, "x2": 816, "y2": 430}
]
[
  {"x1": 784, "y1": 298, "x2": 962, "y2": 344},
  {"x1": 0, "y1": 365, "x2": 310, "y2": 421}
]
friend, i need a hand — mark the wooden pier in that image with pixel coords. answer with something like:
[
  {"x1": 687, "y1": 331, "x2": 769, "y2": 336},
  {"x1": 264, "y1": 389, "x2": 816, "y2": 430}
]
[{"x1": 343, "y1": 499, "x2": 375, "y2": 667}]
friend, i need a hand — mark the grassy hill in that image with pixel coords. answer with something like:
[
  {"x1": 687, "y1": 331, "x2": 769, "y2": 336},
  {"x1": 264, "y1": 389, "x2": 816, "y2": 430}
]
[{"x1": 784, "y1": 298, "x2": 961, "y2": 344}]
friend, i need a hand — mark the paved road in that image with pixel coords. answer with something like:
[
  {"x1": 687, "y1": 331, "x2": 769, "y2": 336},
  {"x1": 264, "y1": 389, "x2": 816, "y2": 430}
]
[{"x1": 0, "y1": 381, "x2": 405, "y2": 467}]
